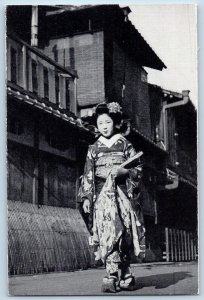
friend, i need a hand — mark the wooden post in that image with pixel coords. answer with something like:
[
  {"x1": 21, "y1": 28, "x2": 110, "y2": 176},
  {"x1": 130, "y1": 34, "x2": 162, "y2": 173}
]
[
  {"x1": 190, "y1": 233, "x2": 194, "y2": 261},
  {"x1": 48, "y1": 69, "x2": 56, "y2": 103},
  {"x1": 7, "y1": 39, "x2": 11, "y2": 81},
  {"x1": 154, "y1": 196, "x2": 158, "y2": 225},
  {"x1": 37, "y1": 61, "x2": 44, "y2": 98},
  {"x1": 177, "y1": 229, "x2": 181, "y2": 261},
  {"x1": 26, "y1": 51, "x2": 31, "y2": 92},
  {"x1": 70, "y1": 78, "x2": 77, "y2": 115},
  {"x1": 59, "y1": 75, "x2": 66, "y2": 108},
  {"x1": 32, "y1": 166, "x2": 38, "y2": 204},
  {"x1": 173, "y1": 229, "x2": 178, "y2": 262},
  {"x1": 32, "y1": 114, "x2": 39, "y2": 205},
  {"x1": 165, "y1": 227, "x2": 169, "y2": 262},
  {"x1": 169, "y1": 228, "x2": 173, "y2": 262},
  {"x1": 75, "y1": 165, "x2": 80, "y2": 209},
  {"x1": 22, "y1": 45, "x2": 27, "y2": 90},
  {"x1": 43, "y1": 161, "x2": 48, "y2": 206},
  {"x1": 193, "y1": 244, "x2": 197, "y2": 261},
  {"x1": 180, "y1": 230, "x2": 184, "y2": 261},
  {"x1": 184, "y1": 230, "x2": 187, "y2": 261},
  {"x1": 187, "y1": 232, "x2": 191, "y2": 260}
]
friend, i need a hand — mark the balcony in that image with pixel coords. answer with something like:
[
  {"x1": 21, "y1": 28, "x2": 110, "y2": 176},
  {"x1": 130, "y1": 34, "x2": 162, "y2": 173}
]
[{"x1": 7, "y1": 33, "x2": 77, "y2": 114}]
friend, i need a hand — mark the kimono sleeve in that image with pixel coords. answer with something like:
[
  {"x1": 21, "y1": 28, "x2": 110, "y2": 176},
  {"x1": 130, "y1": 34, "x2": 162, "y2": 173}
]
[
  {"x1": 124, "y1": 141, "x2": 143, "y2": 200},
  {"x1": 124, "y1": 141, "x2": 143, "y2": 181},
  {"x1": 77, "y1": 145, "x2": 95, "y2": 204}
]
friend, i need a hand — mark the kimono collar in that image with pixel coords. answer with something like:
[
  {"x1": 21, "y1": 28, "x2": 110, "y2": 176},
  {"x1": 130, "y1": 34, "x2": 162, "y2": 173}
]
[{"x1": 99, "y1": 134, "x2": 123, "y2": 148}]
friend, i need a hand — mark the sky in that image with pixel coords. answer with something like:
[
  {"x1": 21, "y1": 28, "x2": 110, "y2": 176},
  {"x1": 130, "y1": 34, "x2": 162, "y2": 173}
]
[{"x1": 126, "y1": 4, "x2": 197, "y2": 107}]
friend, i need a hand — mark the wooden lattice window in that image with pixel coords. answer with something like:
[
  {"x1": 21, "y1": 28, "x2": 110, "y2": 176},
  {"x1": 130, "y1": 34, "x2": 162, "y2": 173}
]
[
  {"x1": 10, "y1": 47, "x2": 17, "y2": 83},
  {"x1": 69, "y1": 47, "x2": 75, "y2": 70},
  {"x1": 32, "y1": 60, "x2": 38, "y2": 94},
  {"x1": 55, "y1": 74, "x2": 60, "y2": 105},
  {"x1": 7, "y1": 116, "x2": 24, "y2": 135},
  {"x1": 65, "y1": 79, "x2": 70, "y2": 110},
  {"x1": 43, "y1": 67, "x2": 49, "y2": 99}
]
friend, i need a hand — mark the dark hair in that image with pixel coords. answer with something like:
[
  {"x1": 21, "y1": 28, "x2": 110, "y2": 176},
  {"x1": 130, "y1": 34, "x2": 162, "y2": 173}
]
[{"x1": 94, "y1": 103, "x2": 123, "y2": 127}]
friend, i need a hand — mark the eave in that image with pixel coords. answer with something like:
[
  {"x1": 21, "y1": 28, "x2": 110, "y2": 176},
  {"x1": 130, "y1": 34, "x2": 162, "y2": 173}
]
[
  {"x1": 7, "y1": 83, "x2": 93, "y2": 138},
  {"x1": 130, "y1": 127, "x2": 167, "y2": 155},
  {"x1": 121, "y1": 21, "x2": 166, "y2": 70}
]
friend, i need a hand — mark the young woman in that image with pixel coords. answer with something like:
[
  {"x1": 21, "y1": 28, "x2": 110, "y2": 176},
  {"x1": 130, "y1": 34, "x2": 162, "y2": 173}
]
[{"x1": 78, "y1": 102, "x2": 145, "y2": 293}]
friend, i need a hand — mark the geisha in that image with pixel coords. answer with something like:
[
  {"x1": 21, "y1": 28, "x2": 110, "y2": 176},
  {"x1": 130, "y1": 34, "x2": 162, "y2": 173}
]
[{"x1": 78, "y1": 102, "x2": 145, "y2": 293}]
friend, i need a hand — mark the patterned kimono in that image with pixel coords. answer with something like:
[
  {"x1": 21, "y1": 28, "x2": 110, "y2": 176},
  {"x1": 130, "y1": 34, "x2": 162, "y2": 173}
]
[{"x1": 78, "y1": 134, "x2": 145, "y2": 271}]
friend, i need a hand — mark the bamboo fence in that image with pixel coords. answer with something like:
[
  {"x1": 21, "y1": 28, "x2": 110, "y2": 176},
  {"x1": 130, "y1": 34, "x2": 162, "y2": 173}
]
[{"x1": 8, "y1": 200, "x2": 95, "y2": 275}]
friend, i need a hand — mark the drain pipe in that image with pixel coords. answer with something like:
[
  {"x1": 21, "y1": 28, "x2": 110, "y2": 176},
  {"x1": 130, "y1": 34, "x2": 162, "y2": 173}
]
[{"x1": 162, "y1": 90, "x2": 190, "y2": 150}]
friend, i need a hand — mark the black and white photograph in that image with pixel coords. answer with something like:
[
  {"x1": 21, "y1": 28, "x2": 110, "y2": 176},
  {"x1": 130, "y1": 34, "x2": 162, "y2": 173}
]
[{"x1": 6, "y1": 3, "x2": 198, "y2": 296}]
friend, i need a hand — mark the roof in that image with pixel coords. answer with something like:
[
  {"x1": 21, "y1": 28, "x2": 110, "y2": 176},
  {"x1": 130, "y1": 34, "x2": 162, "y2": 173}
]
[
  {"x1": 7, "y1": 83, "x2": 92, "y2": 136},
  {"x1": 45, "y1": 5, "x2": 166, "y2": 71},
  {"x1": 122, "y1": 19, "x2": 166, "y2": 70},
  {"x1": 179, "y1": 176, "x2": 197, "y2": 190},
  {"x1": 149, "y1": 84, "x2": 196, "y2": 111},
  {"x1": 130, "y1": 127, "x2": 167, "y2": 155}
]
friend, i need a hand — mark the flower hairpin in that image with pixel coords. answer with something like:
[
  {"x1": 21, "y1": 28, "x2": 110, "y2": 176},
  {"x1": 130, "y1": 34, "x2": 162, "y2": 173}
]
[{"x1": 107, "y1": 102, "x2": 122, "y2": 114}]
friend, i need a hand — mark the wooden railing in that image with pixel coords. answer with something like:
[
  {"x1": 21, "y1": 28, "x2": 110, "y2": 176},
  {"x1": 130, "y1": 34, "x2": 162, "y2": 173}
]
[
  {"x1": 163, "y1": 227, "x2": 197, "y2": 262},
  {"x1": 7, "y1": 33, "x2": 77, "y2": 114}
]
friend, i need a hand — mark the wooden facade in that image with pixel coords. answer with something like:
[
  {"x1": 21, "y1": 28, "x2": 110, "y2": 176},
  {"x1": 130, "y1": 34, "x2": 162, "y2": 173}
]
[{"x1": 7, "y1": 29, "x2": 95, "y2": 274}]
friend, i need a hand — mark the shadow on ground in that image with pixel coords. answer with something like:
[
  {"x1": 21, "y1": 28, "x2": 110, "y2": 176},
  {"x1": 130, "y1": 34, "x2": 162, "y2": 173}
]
[{"x1": 133, "y1": 271, "x2": 193, "y2": 290}]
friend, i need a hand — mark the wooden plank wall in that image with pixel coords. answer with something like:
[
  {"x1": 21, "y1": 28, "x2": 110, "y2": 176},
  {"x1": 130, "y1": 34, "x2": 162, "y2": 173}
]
[
  {"x1": 8, "y1": 201, "x2": 95, "y2": 275},
  {"x1": 163, "y1": 227, "x2": 198, "y2": 262},
  {"x1": 7, "y1": 143, "x2": 34, "y2": 204},
  {"x1": 7, "y1": 141, "x2": 77, "y2": 208}
]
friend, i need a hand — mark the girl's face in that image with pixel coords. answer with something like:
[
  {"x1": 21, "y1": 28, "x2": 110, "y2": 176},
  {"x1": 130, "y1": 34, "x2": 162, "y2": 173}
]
[{"x1": 97, "y1": 113, "x2": 114, "y2": 138}]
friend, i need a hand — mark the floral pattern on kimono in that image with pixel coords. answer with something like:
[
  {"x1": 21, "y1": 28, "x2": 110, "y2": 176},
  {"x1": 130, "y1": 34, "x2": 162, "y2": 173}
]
[{"x1": 78, "y1": 134, "x2": 145, "y2": 263}]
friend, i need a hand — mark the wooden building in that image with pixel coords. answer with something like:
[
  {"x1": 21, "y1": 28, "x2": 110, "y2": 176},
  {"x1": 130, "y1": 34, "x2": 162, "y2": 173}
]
[
  {"x1": 148, "y1": 85, "x2": 197, "y2": 261},
  {"x1": 7, "y1": 7, "x2": 96, "y2": 275},
  {"x1": 7, "y1": 5, "x2": 197, "y2": 274}
]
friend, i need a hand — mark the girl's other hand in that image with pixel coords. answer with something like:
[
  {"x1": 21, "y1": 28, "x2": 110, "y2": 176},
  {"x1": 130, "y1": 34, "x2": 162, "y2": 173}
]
[
  {"x1": 111, "y1": 167, "x2": 129, "y2": 178},
  {"x1": 83, "y1": 199, "x2": 90, "y2": 213}
]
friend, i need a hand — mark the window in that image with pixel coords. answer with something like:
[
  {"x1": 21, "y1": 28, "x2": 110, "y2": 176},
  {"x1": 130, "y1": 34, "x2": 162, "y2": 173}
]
[
  {"x1": 26, "y1": 52, "x2": 30, "y2": 89},
  {"x1": 65, "y1": 79, "x2": 70, "y2": 110},
  {"x1": 7, "y1": 117, "x2": 23, "y2": 135},
  {"x1": 43, "y1": 67, "x2": 49, "y2": 99},
  {"x1": 55, "y1": 74, "x2": 60, "y2": 105},
  {"x1": 32, "y1": 60, "x2": 38, "y2": 94},
  {"x1": 52, "y1": 45, "x2": 58, "y2": 62},
  {"x1": 46, "y1": 126, "x2": 68, "y2": 151},
  {"x1": 69, "y1": 47, "x2": 75, "y2": 70},
  {"x1": 10, "y1": 47, "x2": 17, "y2": 83}
]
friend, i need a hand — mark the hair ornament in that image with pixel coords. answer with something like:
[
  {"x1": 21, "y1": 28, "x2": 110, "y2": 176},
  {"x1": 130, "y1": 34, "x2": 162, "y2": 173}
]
[{"x1": 107, "y1": 102, "x2": 122, "y2": 114}]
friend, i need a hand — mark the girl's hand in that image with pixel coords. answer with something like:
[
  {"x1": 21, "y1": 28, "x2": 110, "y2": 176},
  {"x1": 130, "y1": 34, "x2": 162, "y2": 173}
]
[
  {"x1": 111, "y1": 167, "x2": 129, "y2": 178},
  {"x1": 83, "y1": 199, "x2": 90, "y2": 213}
]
